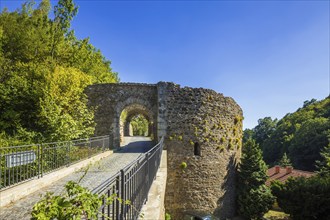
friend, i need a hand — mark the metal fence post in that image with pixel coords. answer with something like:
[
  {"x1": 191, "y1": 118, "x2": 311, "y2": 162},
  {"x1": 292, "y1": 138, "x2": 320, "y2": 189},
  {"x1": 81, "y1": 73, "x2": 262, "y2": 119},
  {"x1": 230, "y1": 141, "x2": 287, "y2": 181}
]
[
  {"x1": 89, "y1": 138, "x2": 92, "y2": 158},
  {"x1": 38, "y1": 144, "x2": 41, "y2": 178},
  {"x1": 145, "y1": 153, "x2": 149, "y2": 203},
  {"x1": 40, "y1": 144, "x2": 43, "y2": 178},
  {"x1": 110, "y1": 135, "x2": 112, "y2": 150},
  {"x1": 120, "y1": 169, "x2": 125, "y2": 219},
  {"x1": 0, "y1": 151, "x2": 2, "y2": 187},
  {"x1": 67, "y1": 142, "x2": 70, "y2": 166},
  {"x1": 116, "y1": 175, "x2": 120, "y2": 220}
]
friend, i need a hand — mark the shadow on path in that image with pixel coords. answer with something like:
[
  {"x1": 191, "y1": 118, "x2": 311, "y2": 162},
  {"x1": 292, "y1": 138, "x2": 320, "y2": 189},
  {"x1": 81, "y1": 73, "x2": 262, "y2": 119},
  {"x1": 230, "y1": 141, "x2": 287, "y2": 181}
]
[{"x1": 118, "y1": 136, "x2": 154, "y2": 153}]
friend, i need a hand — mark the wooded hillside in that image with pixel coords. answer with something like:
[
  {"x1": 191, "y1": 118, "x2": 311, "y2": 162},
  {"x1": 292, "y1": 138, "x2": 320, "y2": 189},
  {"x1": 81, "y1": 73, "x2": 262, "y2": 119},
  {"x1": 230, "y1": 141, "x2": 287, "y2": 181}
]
[
  {"x1": 0, "y1": 0, "x2": 119, "y2": 146},
  {"x1": 244, "y1": 96, "x2": 330, "y2": 171}
]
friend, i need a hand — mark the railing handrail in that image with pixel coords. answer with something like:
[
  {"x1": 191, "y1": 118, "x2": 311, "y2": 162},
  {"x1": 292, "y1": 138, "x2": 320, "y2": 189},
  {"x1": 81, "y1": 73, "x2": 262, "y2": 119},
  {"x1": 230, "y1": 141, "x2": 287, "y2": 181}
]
[
  {"x1": 90, "y1": 136, "x2": 165, "y2": 219},
  {"x1": 0, "y1": 135, "x2": 110, "y2": 190},
  {"x1": 120, "y1": 136, "x2": 164, "y2": 173},
  {"x1": 0, "y1": 135, "x2": 110, "y2": 149},
  {"x1": 91, "y1": 171, "x2": 121, "y2": 195},
  {"x1": 0, "y1": 143, "x2": 41, "y2": 150},
  {"x1": 92, "y1": 136, "x2": 164, "y2": 195}
]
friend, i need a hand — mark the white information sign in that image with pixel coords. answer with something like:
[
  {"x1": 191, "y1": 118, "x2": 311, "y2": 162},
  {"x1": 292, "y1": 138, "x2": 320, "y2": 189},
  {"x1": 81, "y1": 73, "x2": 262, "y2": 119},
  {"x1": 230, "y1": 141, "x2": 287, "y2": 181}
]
[{"x1": 6, "y1": 151, "x2": 37, "y2": 168}]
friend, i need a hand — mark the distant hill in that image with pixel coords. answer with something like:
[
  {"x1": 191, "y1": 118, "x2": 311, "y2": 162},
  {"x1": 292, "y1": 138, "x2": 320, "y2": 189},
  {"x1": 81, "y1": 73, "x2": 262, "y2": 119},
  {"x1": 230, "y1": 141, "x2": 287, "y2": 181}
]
[{"x1": 244, "y1": 96, "x2": 330, "y2": 171}]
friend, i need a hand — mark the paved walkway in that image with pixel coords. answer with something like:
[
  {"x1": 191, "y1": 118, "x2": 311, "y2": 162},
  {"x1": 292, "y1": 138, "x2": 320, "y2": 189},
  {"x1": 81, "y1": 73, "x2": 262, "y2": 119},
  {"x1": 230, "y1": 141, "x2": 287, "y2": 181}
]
[{"x1": 0, "y1": 136, "x2": 154, "y2": 220}]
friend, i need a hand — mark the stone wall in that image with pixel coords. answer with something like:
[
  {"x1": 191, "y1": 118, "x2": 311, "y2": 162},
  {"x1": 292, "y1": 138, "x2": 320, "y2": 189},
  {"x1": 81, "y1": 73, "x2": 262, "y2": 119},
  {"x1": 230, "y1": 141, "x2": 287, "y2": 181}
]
[
  {"x1": 158, "y1": 82, "x2": 243, "y2": 219},
  {"x1": 86, "y1": 82, "x2": 243, "y2": 219},
  {"x1": 85, "y1": 83, "x2": 158, "y2": 148}
]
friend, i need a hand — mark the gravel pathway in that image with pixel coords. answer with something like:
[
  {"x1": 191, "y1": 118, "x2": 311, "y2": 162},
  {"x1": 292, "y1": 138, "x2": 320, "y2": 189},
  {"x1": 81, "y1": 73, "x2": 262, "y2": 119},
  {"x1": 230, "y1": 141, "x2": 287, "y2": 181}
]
[{"x1": 0, "y1": 136, "x2": 154, "y2": 220}]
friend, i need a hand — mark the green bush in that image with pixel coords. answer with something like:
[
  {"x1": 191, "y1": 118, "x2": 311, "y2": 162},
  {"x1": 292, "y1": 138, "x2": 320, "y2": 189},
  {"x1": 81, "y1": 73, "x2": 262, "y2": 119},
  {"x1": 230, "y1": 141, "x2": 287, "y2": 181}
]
[
  {"x1": 31, "y1": 181, "x2": 102, "y2": 220},
  {"x1": 31, "y1": 180, "x2": 135, "y2": 220},
  {"x1": 271, "y1": 175, "x2": 330, "y2": 220}
]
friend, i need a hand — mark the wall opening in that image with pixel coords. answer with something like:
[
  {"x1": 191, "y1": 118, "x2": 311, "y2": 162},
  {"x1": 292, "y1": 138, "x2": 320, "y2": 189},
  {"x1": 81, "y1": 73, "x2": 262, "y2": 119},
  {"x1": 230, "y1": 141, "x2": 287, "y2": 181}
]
[
  {"x1": 129, "y1": 114, "x2": 149, "y2": 136},
  {"x1": 119, "y1": 103, "x2": 155, "y2": 144},
  {"x1": 194, "y1": 142, "x2": 201, "y2": 156}
]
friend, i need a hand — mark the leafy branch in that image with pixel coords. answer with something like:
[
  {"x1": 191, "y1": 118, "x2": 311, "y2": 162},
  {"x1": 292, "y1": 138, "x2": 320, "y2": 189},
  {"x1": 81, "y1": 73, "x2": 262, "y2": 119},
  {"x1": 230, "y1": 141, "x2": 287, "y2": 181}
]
[{"x1": 31, "y1": 181, "x2": 143, "y2": 220}]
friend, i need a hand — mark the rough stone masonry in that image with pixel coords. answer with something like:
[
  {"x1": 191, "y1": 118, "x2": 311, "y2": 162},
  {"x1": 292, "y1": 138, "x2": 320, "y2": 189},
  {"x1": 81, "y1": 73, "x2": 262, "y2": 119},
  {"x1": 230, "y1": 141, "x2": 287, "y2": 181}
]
[{"x1": 86, "y1": 81, "x2": 243, "y2": 220}]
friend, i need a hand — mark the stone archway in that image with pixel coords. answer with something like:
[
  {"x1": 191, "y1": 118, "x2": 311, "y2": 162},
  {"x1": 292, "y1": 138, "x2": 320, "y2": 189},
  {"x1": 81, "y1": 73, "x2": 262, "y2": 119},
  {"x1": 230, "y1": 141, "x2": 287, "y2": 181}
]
[
  {"x1": 121, "y1": 105, "x2": 152, "y2": 137},
  {"x1": 118, "y1": 102, "x2": 156, "y2": 144},
  {"x1": 85, "y1": 83, "x2": 160, "y2": 148}
]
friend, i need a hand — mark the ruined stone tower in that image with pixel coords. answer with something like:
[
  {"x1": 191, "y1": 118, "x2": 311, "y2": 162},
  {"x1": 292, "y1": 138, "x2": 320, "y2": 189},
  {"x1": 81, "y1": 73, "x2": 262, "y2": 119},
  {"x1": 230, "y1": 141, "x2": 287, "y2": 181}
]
[
  {"x1": 159, "y1": 82, "x2": 242, "y2": 219},
  {"x1": 86, "y1": 81, "x2": 243, "y2": 219}
]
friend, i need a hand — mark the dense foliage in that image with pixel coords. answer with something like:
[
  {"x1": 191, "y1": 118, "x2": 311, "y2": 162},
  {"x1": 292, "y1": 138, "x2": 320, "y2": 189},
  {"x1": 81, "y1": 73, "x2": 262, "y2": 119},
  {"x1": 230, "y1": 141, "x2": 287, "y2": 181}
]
[
  {"x1": 130, "y1": 114, "x2": 149, "y2": 136},
  {"x1": 244, "y1": 97, "x2": 330, "y2": 171},
  {"x1": 271, "y1": 176, "x2": 330, "y2": 220},
  {"x1": 237, "y1": 139, "x2": 275, "y2": 220},
  {"x1": 0, "y1": 0, "x2": 118, "y2": 145},
  {"x1": 120, "y1": 111, "x2": 149, "y2": 137},
  {"x1": 31, "y1": 180, "x2": 136, "y2": 219}
]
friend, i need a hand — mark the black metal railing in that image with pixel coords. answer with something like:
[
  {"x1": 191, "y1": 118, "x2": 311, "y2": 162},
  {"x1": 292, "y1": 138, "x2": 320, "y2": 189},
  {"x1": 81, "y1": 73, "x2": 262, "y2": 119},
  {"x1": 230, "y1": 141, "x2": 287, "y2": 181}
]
[
  {"x1": 0, "y1": 135, "x2": 110, "y2": 190},
  {"x1": 92, "y1": 136, "x2": 164, "y2": 220}
]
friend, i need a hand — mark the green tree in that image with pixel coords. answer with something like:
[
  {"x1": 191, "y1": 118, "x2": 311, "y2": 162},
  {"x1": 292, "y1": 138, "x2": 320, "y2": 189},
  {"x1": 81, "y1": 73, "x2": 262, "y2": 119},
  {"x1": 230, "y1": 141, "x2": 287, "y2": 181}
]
[
  {"x1": 38, "y1": 66, "x2": 95, "y2": 141},
  {"x1": 253, "y1": 117, "x2": 277, "y2": 149},
  {"x1": 130, "y1": 114, "x2": 149, "y2": 136},
  {"x1": 316, "y1": 143, "x2": 330, "y2": 177},
  {"x1": 259, "y1": 97, "x2": 330, "y2": 170},
  {"x1": 237, "y1": 139, "x2": 275, "y2": 219},
  {"x1": 278, "y1": 152, "x2": 292, "y2": 167},
  {"x1": 289, "y1": 117, "x2": 330, "y2": 171},
  {"x1": 0, "y1": 0, "x2": 119, "y2": 144},
  {"x1": 243, "y1": 128, "x2": 254, "y2": 143},
  {"x1": 54, "y1": 0, "x2": 78, "y2": 33},
  {"x1": 303, "y1": 98, "x2": 317, "y2": 108}
]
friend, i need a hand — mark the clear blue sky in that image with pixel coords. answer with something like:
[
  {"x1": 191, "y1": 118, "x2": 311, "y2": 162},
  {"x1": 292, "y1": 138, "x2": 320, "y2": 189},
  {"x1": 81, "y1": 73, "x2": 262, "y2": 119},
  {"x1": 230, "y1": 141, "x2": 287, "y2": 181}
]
[{"x1": 1, "y1": 0, "x2": 329, "y2": 129}]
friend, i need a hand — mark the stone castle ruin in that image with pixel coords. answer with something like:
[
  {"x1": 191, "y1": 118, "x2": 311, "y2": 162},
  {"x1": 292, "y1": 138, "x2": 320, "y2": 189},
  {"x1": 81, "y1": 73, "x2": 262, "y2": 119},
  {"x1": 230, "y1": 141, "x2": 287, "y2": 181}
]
[{"x1": 86, "y1": 82, "x2": 243, "y2": 219}]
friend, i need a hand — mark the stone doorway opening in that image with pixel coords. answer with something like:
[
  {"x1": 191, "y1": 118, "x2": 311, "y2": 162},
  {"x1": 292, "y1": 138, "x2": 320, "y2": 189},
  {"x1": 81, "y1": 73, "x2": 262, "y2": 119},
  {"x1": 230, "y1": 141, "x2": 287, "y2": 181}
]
[
  {"x1": 124, "y1": 114, "x2": 149, "y2": 137},
  {"x1": 119, "y1": 103, "x2": 155, "y2": 145}
]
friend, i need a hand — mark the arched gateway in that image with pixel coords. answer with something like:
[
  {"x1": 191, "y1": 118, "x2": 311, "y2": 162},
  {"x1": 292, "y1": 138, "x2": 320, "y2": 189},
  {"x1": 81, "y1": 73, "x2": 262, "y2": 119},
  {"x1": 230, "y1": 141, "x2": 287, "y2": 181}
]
[
  {"x1": 85, "y1": 82, "x2": 243, "y2": 220},
  {"x1": 85, "y1": 83, "x2": 162, "y2": 148}
]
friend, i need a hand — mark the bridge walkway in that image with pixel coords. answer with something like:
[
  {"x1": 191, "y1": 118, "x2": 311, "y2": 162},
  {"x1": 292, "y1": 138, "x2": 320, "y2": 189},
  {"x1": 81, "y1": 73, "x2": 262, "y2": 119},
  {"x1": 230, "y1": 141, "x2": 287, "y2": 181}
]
[{"x1": 0, "y1": 136, "x2": 154, "y2": 220}]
